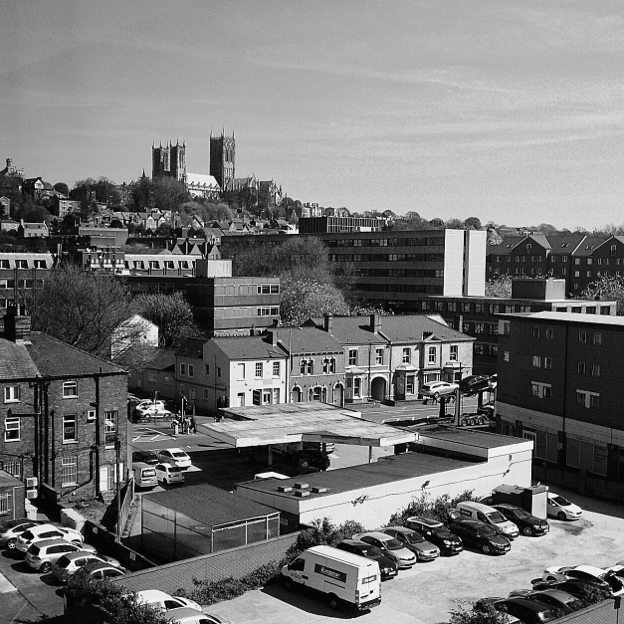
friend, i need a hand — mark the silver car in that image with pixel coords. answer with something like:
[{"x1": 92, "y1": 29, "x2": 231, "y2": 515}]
[
  {"x1": 25, "y1": 538, "x2": 96, "y2": 573},
  {"x1": 0, "y1": 519, "x2": 45, "y2": 550},
  {"x1": 352, "y1": 531, "x2": 417, "y2": 568},
  {"x1": 381, "y1": 526, "x2": 440, "y2": 562}
]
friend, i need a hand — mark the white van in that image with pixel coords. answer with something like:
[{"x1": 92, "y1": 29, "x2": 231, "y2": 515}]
[
  {"x1": 281, "y1": 545, "x2": 381, "y2": 611},
  {"x1": 455, "y1": 501, "x2": 519, "y2": 539},
  {"x1": 132, "y1": 462, "x2": 158, "y2": 488}
]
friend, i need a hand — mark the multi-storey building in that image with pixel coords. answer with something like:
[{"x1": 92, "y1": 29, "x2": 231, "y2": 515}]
[
  {"x1": 0, "y1": 307, "x2": 128, "y2": 503},
  {"x1": 298, "y1": 216, "x2": 385, "y2": 234},
  {"x1": 497, "y1": 311, "x2": 624, "y2": 491}
]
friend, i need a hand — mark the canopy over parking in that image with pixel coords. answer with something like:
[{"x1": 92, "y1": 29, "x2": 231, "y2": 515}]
[{"x1": 198, "y1": 402, "x2": 417, "y2": 448}]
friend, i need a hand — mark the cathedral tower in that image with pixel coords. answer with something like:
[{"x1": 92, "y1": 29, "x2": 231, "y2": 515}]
[
  {"x1": 210, "y1": 130, "x2": 235, "y2": 190},
  {"x1": 152, "y1": 140, "x2": 186, "y2": 184}
]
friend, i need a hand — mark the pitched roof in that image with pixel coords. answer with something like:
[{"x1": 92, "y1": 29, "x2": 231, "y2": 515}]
[
  {"x1": 175, "y1": 337, "x2": 207, "y2": 359},
  {"x1": 309, "y1": 316, "x2": 388, "y2": 346},
  {"x1": 0, "y1": 340, "x2": 39, "y2": 378},
  {"x1": 572, "y1": 235, "x2": 607, "y2": 256},
  {"x1": 278, "y1": 327, "x2": 343, "y2": 355},
  {"x1": 378, "y1": 315, "x2": 474, "y2": 343},
  {"x1": 144, "y1": 483, "x2": 277, "y2": 526},
  {"x1": 210, "y1": 335, "x2": 288, "y2": 360},
  {"x1": 487, "y1": 236, "x2": 525, "y2": 255}
]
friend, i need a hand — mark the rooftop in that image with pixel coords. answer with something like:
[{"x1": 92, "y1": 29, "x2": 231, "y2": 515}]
[{"x1": 500, "y1": 311, "x2": 624, "y2": 327}]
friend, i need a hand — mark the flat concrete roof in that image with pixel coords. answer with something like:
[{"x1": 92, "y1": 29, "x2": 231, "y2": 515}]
[
  {"x1": 416, "y1": 425, "x2": 527, "y2": 450},
  {"x1": 237, "y1": 452, "x2": 476, "y2": 500},
  {"x1": 499, "y1": 311, "x2": 624, "y2": 326},
  {"x1": 199, "y1": 402, "x2": 417, "y2": 448}
]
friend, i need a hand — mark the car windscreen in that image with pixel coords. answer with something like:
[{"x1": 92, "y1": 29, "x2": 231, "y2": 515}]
[
  {"x1": 434, "y1": 526, "x2": 455, "y2": 538},
  {"x1": 508, "y1": 508, "x2": 531, "y2": 520},
  {"x1": 169, "y1": 466, "x2": 182, "y2": 473},
  {"x1": 486, "y1": 511, "x2": 507, "y2": 524},
  {"x1": 27, "y1": 544, "x2": 41, "y2": 555},
  {"x1": 404, "y1": 531, "x2": 425, "y2": 544},
  {"x1": 552, "y1": 495, "x2": 571, "y2": 506},
  {"x1": 479, "y1": 524, "x2": 498, "y2": 537},
  {"x1": 383, "y1": 537, "x2": 404, "y2": 550},
  {"x1": 360, "y1": 545, "x2": 384, "y2": 558},
  {"x1": 56, "y1": 555, "x2": 72, "y2": 568},
  {"x1": 172, "y1": 452, "x2": 187, "y2": 458}
]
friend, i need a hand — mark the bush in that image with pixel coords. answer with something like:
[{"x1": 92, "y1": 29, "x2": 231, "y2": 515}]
[
  {"x1": 387, "y1": 490, "x2": 478, "y2": 526},
  {"x1": 449, "y1": 602, "x2": 512, "y2": 624}
]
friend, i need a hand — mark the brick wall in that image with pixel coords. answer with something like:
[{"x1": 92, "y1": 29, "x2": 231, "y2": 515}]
[{"x1": 117, "y1": 532, "x2": 301, "y2": 595}]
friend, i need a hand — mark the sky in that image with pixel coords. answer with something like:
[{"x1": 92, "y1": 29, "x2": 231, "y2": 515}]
[{"x1": 1, "y1": 0, "x2": 623, "y2": 230}]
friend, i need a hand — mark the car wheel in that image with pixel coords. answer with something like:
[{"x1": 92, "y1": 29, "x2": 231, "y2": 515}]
[
  {"x1": 522, "y1": 526, "x2": 533, "y2": 537},
  {"x1": 433, "y1": 393, "x2": 440, "y2": 400},
  {"x1": 6, "y1": 538, "x2": 16, "y2": 550},
  {"x1": 327, "y1": 594, "x2": 340, "y2": 611},
  {"x1": 556, "y1": 512, "x2": 566, "y2": 521},
  {"x1": 40, "y1": 562, "x2": 52, "y2": 573},
  {"x1": 481, "y1": 544, "x2": 491, "y2": 555},
  {"x1": 284, "y1": 577, "x2": 293, "y2": 591}
]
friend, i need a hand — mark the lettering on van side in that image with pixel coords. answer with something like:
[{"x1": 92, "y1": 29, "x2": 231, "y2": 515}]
[{"x1": 314, "y1": 563, "x2": 347, "y2": 583}]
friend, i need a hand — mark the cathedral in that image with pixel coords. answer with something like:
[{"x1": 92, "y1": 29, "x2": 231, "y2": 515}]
[
  {"x1": 151, "y1": 140, "x2": 187, "y2": 184},
  {"x1": 209, "y1": 130, "x2": 235, "y2": 190}
]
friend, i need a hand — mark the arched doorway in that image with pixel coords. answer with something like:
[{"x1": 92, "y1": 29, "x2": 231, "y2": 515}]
[
  {"x1": 332, "y1": 383, "x2": 344, "y2": 406},
  {"x1": 291, "y1": 386, "x2": 302, "y2": 403},
  {"x1": 370, "y1": 377, "x2": 386, "y2": 402}
]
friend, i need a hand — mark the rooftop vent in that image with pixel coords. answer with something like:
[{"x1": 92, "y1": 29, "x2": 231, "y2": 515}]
[
  {"x1": 277, "y1": 486, "x2": 292, "y2": 493},
  {"x1": 311, "y1": 486, "x2": 328, "y2": 494},
  {"x1": 294, "y1": 490, "x2": 310, "y2": 498},
  {"x1": 294, "y1": 482, "x2": 309, "y2": 490}
]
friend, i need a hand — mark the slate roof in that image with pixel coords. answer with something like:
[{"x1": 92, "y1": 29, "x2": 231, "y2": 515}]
[
  {"x1": 116, "y1": 347, "x2": 175, "y2": 371},
  {"x1": 378, "y1": 315, "x2": 474, "y2": 343},
  {"x1": 309, "y1": 316, "x2": 387, "y2": 346},
  {"x1": 280, "y1": 327, "x2": 343, "y2": 355},
  {"x1": 0, "y1": 340, "x2": 39, "y2": 378},
  {"x1": 175, "y1": 337, "x2": 207, "y2": 359},
  {"x1": 487, "y1": 236, "x2": 525, "y2": 255},
  {"x1": 210, "y1": 335, "x2": 288, "y2": 361},
  {"x1": 573, "y1": 235, "x2": 608, "y2": 256},
  {"x1": 144, "y1": 483, "x2": 278, "y2": 526}
]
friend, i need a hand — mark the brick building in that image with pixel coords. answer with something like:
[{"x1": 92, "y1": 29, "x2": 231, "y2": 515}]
[{"x1": 0, "y1": 307, "x2": 128, "y2": 503}]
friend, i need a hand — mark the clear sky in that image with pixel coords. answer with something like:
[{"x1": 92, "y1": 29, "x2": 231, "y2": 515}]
[{"x1": 1, "y1": 0, "x2": 623, "y2": 230}]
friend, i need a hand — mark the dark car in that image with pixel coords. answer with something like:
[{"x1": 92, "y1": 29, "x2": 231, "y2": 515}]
[
  {"x1": 459, "y1": 375, "x2": 491, "y2": 394},
  {"x1": 335, "y1": 539, "x2": 398, "y2": 581},
  {"x1": 404, "y1": 516, "x2": 463, "y2": 556},
  {"x1": 446, "y1": 518, "x2": 511, "y2": 555},
  {"x1": 530, "y1": 578, "x2": 608, "y2": 601},
  {"x1": 493, "y1": 503, "x2": 550, "y2": 537},
  {"x1": 479, "y1": 597, "x2": 560, "y2": 623},
  {"x1": 131, "y1": 450, "x2": 159, "y2": 465},
  {"x1": 508, "y1": 589, "x2": 580, "y2": 614}
]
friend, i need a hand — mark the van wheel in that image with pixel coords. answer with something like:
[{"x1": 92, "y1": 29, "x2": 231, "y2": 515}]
[
  {"x1": 40, "y1": 562, "x2": 52, "y2": 573},
  {"x1": 481, "y1": 544, "x2": 491, "y2": 555},
  {"x1": 283, "y1": 577, "x2": 293, "y2": 592},
  {"x1": 522, "y1": 526, "x2": 533, "y2": 537},
  {"x1": 327, "y1": 594, "x2": 340, "y2": 611}
]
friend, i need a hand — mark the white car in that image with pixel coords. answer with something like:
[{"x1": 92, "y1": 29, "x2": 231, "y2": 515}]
[
  {"x1": 419, "y1": 381, "x2": 459, "y2": 400},
  {"x1": 16, "y1": 523, "x2": 84, "y2": 555},
  {"x1": 24, "y1": 538, "x2": 96, "y2": 572},
  {"x1": 135, "y1": 589, "x2": 202, "y2": 613},
  {"x1": 155, "y1": 463, "x2": 184, "y2": 484},
  {"x1": 136, "y1": 400, "x2": 172, "y2": 419},
  {"x1": 542, "y1": 565, "x2": 624, "y2": 596},
  {"x1": 547, "y1": 492, "x2": 582, "y2": 520},
  {"x1": 158, "y1": 448, "x2": 192, "y2": 470},
  {"x1": 164, "y1": 607, "x2": 234, "y2": 624}
]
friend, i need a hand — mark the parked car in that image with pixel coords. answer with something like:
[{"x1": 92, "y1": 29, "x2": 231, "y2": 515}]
[
  {"x1": 135, "y1": 400, "x2": 172, "y2": 420},
  {"x1": 16, "y1": 523, "x2": 84, "y2": 555},
  {"x1": 155, "y1": 463, "x2": 184, "y2": 484},
  {"x1": 352, "y1": 531, "x2": 416, "y2": 568},
  {"x1": 508, "y1": 588, "x2": 581, "y2": 614},
  {"x1": 530, "y1": 578, "x2": 609, "y2": 600},
  {"x1": 52, "y1": 550, "x2": 123, "y2": 583},
  {"x1": 459, "y1": 375, "x2": 491, "y2": 394},
  {"x1": 446, "y1": 518, "x2": 511, "y2": 555},
  {"x1": 380, "y1": 526, "x2": 439, "y2": 562},
  {"x1": 81, "y1": 561, "x2": 127, "y2": 580},
  {"x1": 334, "y1": 539, "x2": 398, "y2": 580},
  {"x1": 547, "y1": 492, "x2": 582, "y2": 520},
  {"x1": 0, "y1": 519, "x2": 45, "y2": 550},
  {"x1": 479, "y1": 596, "x2": 560, "y2": 623},
  {"x1": 542, "y1": 565, "x2": 624, "y2": 596},
  {"x1": 24, "y1": 538, "x2": 96, "y2": 573},
  {"x1": 158, "y1": 448, "x2": 192, "y2": 470},
  {"x1": 492, "y1": 503, "x2": 550, "y2": 537},
  {"x1": 135, "y1": 589, "x2": 202, "y2": 612},
  {"x1": 164, "y1": 607, "x2": 234, "y2": 624},
  {"x1": 419, "y1": 381, "x2": 459, "y2": 400},
  {"x1": 131, "y1": 450, "x2": 160, "y2": 465},
  {"x1": 403, "y1": 516, "x2": 463, "y2": 556},
  {"x1": 454, "y1": 501, "x2": 520, "y2": 539}
]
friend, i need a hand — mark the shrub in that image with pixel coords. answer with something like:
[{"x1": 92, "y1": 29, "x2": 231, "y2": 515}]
[
  {"x1": 449, "y1": 602, "x2": 512, "y2": 624},
  {"x1": 388, "y1": 490, "x2": 478, "y2": 526}
]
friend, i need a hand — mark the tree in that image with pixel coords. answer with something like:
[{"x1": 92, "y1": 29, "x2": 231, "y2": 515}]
[
  {"x1": 445, "y1": 218, "x2": 466, "y2": 230},
  {"x1": 279, "y1": 276, "x2": 350, "y2": 326},
  {"x1": 581, "y1": 275, "x2": 624, "y2": 315},
  {"x1": 53, "y1": 182, "x2": 69, "y2": 195},
  {"x1": 448, "y1": 602, "x2": 512, "y2": 624},
  {"x1": 485, "y1": 274, "x2": 512, "y2": 298},
  {"x1": 152, "y1": 177, "x2": 190, "y2": 212},
  {"x1": 30, "y1": 264, "x2": 136, "y2": 358},
  {"x1": 464, "y1": 217, "x2": 482, "y2": 230},
  {"x1": 134, "y1": 292, "x2": 202, "y2": 348}
]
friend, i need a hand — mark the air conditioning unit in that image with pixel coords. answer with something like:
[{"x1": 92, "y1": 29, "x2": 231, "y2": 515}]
[
  {"x1": 26, "y1": 488, "x2": 38, "y2": 500},
  {"x1": 26, "y1": 477, "x2": 38, "y2": 488}
]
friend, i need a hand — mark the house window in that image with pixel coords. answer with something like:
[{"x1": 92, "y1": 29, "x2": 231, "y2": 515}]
[
  {"x1": 531, "y1": 382, "x2": 551, "y2": 399},
  {"x1": 255, "y1": 362, "x2": 263, "y2": 377},
  {"x1": 61, "y1": 456, "x2": 78, "y2": 487},
  {"x1": 4, "y1": 385, "x2": 20, "y2": 403},
  {"x1": 34, "y1": 259, "x2": 46, "y2": 268},
  {"x1": 375, "y1": 348, "x2": 383, "y2": 365},
  {"x1": 402, "y1": 348, "x2": 411, "y2": 364},
  {"x1": 104, "y1": 410, "x2": 118, "y2": 444},
  {"x1": 545, "y1": 328, "x2": 554, "y2": 339},
  {"x1": 532, "y1": 355, "x2": 542, "y2": 368},
  {"x1": 503, "y1": 350, "x2": 510, "y2": 362},
  {"x1": 532, "y1": 326, "x2": 540, "y2": 338},
  {"x1": 63, "y1": 414, "x2": 77, "y2": 443},
  {"x1": 544, "y1": 356, "x2": 552, "y2": 369},
  {"x1": 273, "y1": 362, "x2": 280, "y2": 377},
  {"x1": 322, "y1": 358, "x2": 329, "y2": 373},
  {"x1": 307, "y1": 359, "x2": 314, "y2": 375},
  {"x1": 188, "y1": 365, "x2": 194, "y2": 378},
  {"x1": 474, "y1": 323, "x2": 485, "y2": 334},
  {"x1": 4, "y1": 417, "x2": 20, "y2": 441},
  {"x1": 428, "y1": 347, "x2": 436, "y2": 364},
  {"x1": 62, "y1": 381, "x2": 78, "y2": 398},
  {"x1": 272, "y1": 388, "x2": 280, "y2": 404},
  {"x1": 205, "y1": 364, "x2": 210, "y2": 375},
  {"x1": 576, "y1": 390, "x2": 600, "y2": 409},
  {"x1": 449, "y1": 345, "x2": 458, "y2": 361},
  {"x1": 262, "y1": 389, "x2": 272, "y2": 404},
  {"x1": 353, "y1": 377, "x2": 361, "y2": 397},
  {"x1": 16, "y1": 260, "x2": 28, "y2": 269},
  {"x1": 237, "y1": 363, "x2": 245, "y2": 380},
  {"x1": 593, "y1": 332, "x2": 602, "y2": 345},
  {"x1": 406, "y1": 376, "x2": 415, "y2": 394},
  {"x1": 180, "y1": 363, "x2": 186, "y2": 376},
  {"x1": 300, "y1": 359, "x2": 307, "y2": 374},
  {"x1": 578, "y1": 331, "x2": 587, "y2": 344},
  {"x1": 348, "y1": 349, "x2": 357, "y2": 366},
  {"x1": 591, "y1": 363, "x2": 601, "y2": 377},
  {"x1": 0, "y1": 259, "x2": 8, "y2": 268}
]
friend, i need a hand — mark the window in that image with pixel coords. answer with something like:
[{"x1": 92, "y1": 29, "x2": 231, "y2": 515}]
[
  {"x1": 63, "y1": 414, "x2": 77, "y2": 443},
  {"x1": 62, "y1": 381, "x2": 77, "y2": 398},
  {"x1": 255, "y1": 362, "x2": 263, "y2": 378},
  {"x1": 353, "y1": 377, "x2": 361, "y2": 397},
  {"x1": 300, "y1": 359, "x2": 307, "y2": 374},
  {"x1": 503, "y1": 350, "x2": 510, "y2": 362},
  {"x1": 593, "y1": 332, "x2": 602, "y2": 345},
  {"x1": 4, "y1": 417, "x2": 20, "y2": 441},
  {"x1": 591, "y1": 363, "x2": 601, "y2": 377},
  {"x1": 532, "y1": 326, "x2": 540, "y2": 338},
  {"x1": 474, "y1": 323, "x2": 485, "y2": 334},
  {"x1": 545, "y1": 327, "x2": 554, "y2": 340},
  {"x1": 544, "y1": 356, "x2": 553, "y2": 369},
  {"x1": 402, "y1": 348, "x2": 411, "y2": 364},
  {"x1": 532, "y1": 355, "x2": 542, "y2": 368},
  {"x1": 307, "y1": 359, "x2": 314, "y2": 375},
  {"x1": 188, "y1": 365, "x2": 194, "y2": 378},
  {"x1": 578, "y1": 331, "x2": 587, "y2": 343},
  {"x1": 217, "y1": 367, "x2": 222, "y2": 378},
  {"x1": 428, "y1": 346, "x2": 436, "y2": 364},
  {"x1": 104, "y1": 410, "x2": 118, "y2": 444},
  {"x1": 531, "y1": 382, "x2": 551, "y2": 399},
  {"x1": 578, "y1": 362, "x2": 586, "y2": 374},
  {"x1": 576, "y1": 390, "x2": 600, "y2": 409},
  {"x1": 406, "y1": 376, "x2": 415, "y2": 394},
  {"x1": 237, "y1": 363, "x2": 245, "y2": 380},
  {"x1": 4, "y1": 385, "x2": 20, "y2": 403},
  {"x1": 205, "y1": 364, "x2": 210, "y2": 375},
  {"x1": 0, "y1": 259, "x2": 8, "y2": 269},
  {"x1": 272, "y1": 362, "x2": 280, "y2": 377},
  {"x1": 180, "y1": 363, "x2": 186, "y2": 376},
  {"x1": 375, "y1": 348, "x2": 384, "y2": 365},
  {"x1": 34, "y1": 259, "x2": 46, "y2": 268},
  {"x1": 449, "y1": 345, "x2": 458, "y2": 361},
  {"x1": 16, "y1": 260, "x2": 28, "y2": 269},
  {"x1": 272, "y1": 388, "x2": 280, "y2": 404},
  {"x1": 348, "y1": 349, "x2": 358, "y2": 366},
  {"x1": 61, "y1": 456, "x2": 78, "y2": 487},
  {"x1": 262, "y1": 389, "x2": 272, "y2": 404}
]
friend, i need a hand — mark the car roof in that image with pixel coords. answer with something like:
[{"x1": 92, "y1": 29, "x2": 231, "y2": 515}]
[
  {"x1": 356, "y1": 531, "x2": 392, "y2": 540},
  {"x1": 406, "y1": 516, "x2": 442, "y2": 526},
  {"x1": 449, "y1": 518, "x2": 485, "y2": 528},
  {"x1": 137, "y1": 589, "x2": 170, "y2": 601},
  {"x1": 503, "y1": 597, "x2": 556, "y2": 612},
  {"x1": 493, "y1": 503, "x2": 523, "y2": 510},
  {"x1": 58, "y1": 550, "x2": 100, "y2": 562},
  {"x1": 82, "y1": 561, "x2": 118, "y2": 572},
  {"x1": 530, "y1": 589, "x2": 576, "y2": 601},
  {"x1": 566, "y1": 565, "x2": 606, "y2": 576},
  {"x1": 162, "y1": 447, "x2": 184, "y2": 453},
  {"x1": 28, "y1": 538, "x2": 76, "y2": 549},
  {"x1": 381, "y1": 526, "x2": 415, "y2": 535},
  {"x1": 164, "y1": 607, "x2": 203, "y2": 621}
]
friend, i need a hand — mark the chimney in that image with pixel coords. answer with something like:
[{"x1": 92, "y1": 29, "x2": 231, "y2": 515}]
[
  {"x1": 370, "y1": 313, "x2": 381, "y2": 333},
  {"x1": 323, "y1": 313, "x2": 333, "y2": 333},
  {"x1": 266, "y1": 329, "x2": 278, "y2": 346},
  {"x1": 4, "y1": 305, "x2": 32, "y2": 344}
]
